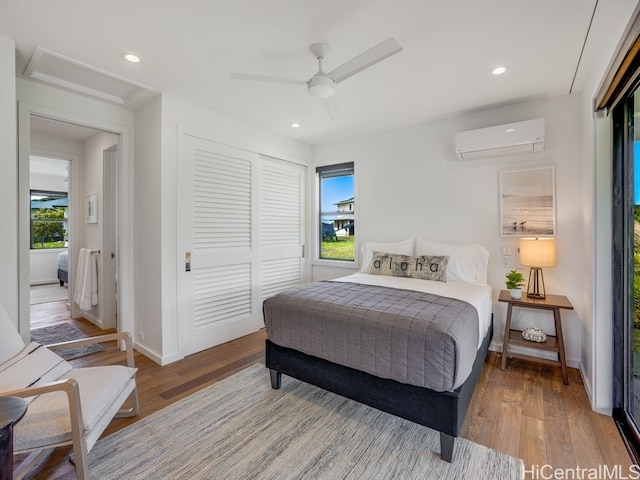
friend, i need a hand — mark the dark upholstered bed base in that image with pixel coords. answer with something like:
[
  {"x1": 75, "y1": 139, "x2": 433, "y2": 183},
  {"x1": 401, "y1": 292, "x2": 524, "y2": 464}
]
[
  {"x1": 266, "y1": 317, "x2": 493, "y2": 463},
  {"x1": 57, "y1": 268, "x2": 68, "y2": 286}
]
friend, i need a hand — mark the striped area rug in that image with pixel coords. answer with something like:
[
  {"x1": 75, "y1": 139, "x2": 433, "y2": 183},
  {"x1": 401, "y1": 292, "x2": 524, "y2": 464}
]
[
  {"x1": 88, "y1": 363, "x2": 523, "y2": 479},
  {"x1": 30, "y1": 323, "x2": 104, "y2": 360}
]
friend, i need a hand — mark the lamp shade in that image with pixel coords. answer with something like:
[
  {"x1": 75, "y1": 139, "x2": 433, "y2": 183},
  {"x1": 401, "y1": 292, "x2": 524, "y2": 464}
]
[{"x1": 519, "y1": 237, "x2": 556, "y2": 267}]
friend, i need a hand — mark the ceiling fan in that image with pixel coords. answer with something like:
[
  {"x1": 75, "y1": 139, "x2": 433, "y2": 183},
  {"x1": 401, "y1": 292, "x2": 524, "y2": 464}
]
[{"x1": 230, "y1": 38, "x2": 402, "y2": 114}]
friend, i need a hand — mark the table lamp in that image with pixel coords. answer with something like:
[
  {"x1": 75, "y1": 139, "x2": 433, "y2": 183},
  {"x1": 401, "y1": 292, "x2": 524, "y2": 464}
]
[{"x1": 519, "y1": 237, "x2": 556, "y2": 299}]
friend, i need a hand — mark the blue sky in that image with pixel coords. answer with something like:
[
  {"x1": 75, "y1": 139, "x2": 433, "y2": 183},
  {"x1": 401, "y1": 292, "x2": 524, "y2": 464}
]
[{"x1": 321, "y1": 175, "x2": 354, "y2": 211}]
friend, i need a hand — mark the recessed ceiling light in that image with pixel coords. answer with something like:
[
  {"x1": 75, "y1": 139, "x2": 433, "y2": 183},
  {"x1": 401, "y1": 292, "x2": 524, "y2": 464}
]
[
  {"x1": 492, "y1": 66, "x2": 506, "y2": 75},
  {"x1": 123, "y1": 53, "x2": 141, "y2": 63},
  {"x1": 291, "y1": 123, "x2": 301, "y2": 128}
]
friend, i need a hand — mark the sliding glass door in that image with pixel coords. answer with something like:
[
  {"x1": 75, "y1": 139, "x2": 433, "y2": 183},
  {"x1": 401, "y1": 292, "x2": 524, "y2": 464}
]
[{"x1": 613, "y1": 80, "x2": 640, "y2": 462}]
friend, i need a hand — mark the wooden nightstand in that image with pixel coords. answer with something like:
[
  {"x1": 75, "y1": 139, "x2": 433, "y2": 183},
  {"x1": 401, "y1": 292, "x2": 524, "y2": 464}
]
[{"x1": 499, "y1": 289, "x2": 573, "y2": 384}]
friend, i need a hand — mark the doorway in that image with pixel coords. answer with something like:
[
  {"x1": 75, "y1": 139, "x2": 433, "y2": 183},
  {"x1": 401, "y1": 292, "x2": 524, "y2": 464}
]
[{"x1": 21, "y1": 115, "x2": 120, "y2": 333}]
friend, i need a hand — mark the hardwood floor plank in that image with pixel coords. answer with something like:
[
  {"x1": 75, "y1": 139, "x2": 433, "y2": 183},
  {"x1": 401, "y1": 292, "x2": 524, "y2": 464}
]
[
  {"x1": 542, "y1": 367, "x2": 575, "y2": 469},
  {"x1": 494, "y1": 367, "x2": 524, "y2": 458},
  {"x1": 565, "y1": 380, "x2": 605, "y2": 468},
  {"x1": 17, "y1": 304, "x2": 634, "y2": 479},
  {"x1": 520, "y1": 416, "x2": 547, "y2": 469}
]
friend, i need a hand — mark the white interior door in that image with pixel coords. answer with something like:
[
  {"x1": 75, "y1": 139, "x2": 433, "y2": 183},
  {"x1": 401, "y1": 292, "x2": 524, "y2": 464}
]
[
  {"x1": 177, "y1": 135, "x2": 305, "y2": 357},
  {"x1": 102, "y1": 144, "x2": 118, "y2": 329}
]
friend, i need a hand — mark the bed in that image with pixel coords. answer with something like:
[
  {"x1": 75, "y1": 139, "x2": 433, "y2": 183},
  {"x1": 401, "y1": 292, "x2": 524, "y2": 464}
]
[
  {"x1": 263, "y1": 239, "x2": 492, "y2": 463},
  {"x1": 57, "y1": 250, "x2": 69, "y2": 286}
]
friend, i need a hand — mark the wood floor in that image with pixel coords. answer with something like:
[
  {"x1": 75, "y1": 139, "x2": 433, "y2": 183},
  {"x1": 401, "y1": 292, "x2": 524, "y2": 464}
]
[{"x1": 18, "y1": 300, "x2": 634, "y2": 479}]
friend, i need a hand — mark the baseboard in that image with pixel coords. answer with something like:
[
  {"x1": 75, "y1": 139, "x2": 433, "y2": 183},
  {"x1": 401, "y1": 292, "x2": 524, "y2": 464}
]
[{"x1": 133, "y1": 341, "x2": 182, "y2": 366}]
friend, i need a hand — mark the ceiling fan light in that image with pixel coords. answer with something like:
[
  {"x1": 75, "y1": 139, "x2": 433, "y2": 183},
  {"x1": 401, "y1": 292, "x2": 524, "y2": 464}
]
[{"x1": 308, "y1": 75, "x2": 335, "y2": 98}]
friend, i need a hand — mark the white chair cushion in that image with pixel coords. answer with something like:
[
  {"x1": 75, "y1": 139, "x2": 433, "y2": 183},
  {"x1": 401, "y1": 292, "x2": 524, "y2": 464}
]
[
  {"x1": 0, "y1": 303, "x2": 26, "y2": 364},
  {"x1": 13, "y1": 365, "x2": 137, "y2": 451},
  {"x1": 0, "y1": 342, "x2": 72, "y2": 398}
]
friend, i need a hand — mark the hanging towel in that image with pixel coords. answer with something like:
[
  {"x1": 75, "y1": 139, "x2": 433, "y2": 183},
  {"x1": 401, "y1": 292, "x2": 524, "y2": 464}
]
[
  {"x1": 74, "y1": 248, "x2": 98, "y2": 311},
  {"x1": 91, "y1": 251, "x2": 99, "y2": 306}
]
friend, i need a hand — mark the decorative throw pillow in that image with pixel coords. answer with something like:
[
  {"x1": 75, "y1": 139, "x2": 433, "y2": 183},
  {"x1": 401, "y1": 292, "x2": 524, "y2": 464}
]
[{"x1": 368, "y1": 252, "x2": 448, "y2": 282}]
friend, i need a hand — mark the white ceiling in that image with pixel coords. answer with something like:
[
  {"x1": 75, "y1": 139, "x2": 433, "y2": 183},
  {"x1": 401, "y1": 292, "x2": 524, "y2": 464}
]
[{"x1": 0, "y1": 0, "x2": 601, "y2": 146}]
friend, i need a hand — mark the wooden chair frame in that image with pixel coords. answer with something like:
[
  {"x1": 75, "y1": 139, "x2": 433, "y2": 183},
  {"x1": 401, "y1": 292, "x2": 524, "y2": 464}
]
[{"x1": 1, "y1": 331, "x2": 138, "y2": 480}]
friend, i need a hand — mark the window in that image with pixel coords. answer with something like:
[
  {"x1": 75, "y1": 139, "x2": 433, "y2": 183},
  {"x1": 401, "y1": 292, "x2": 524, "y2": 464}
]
[
  {"x1": 317, "y1": 162, "x2": 355, "y2": 261},
  {"x1": 30, "y1": 190, "x2": 68, "y2": 249}
]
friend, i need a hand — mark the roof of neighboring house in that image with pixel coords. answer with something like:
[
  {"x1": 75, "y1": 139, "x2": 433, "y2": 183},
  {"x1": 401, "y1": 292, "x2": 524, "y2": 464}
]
[
  {"x1": 31, "y1": 197, "x2": 69, "y2": 209},
  {"x1": 334, "y1": 196, "x2": 354, "y2": 206},
  {"x1": 322, "y1": 213, "x2": 354, "y2": 222}
]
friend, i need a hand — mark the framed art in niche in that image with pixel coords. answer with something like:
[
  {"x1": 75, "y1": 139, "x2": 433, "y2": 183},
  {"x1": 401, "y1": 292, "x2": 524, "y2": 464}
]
[{"x1": 86, "y1": 193, "x2": 98, "y2": 224}]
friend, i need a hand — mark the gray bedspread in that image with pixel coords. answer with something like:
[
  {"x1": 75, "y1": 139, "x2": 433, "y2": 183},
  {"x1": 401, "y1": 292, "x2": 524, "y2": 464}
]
[{"x1": 263, "y1": 280, "x2": 479, "y2": 392}]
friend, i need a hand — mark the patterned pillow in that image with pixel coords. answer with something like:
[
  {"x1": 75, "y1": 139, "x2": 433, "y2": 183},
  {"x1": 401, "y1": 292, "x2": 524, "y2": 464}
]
[{"x1": 369, "y1": 252, "x2": 448, "y2": 282}]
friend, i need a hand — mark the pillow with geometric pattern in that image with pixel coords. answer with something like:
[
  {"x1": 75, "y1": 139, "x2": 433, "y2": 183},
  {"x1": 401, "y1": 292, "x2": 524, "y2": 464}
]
[{"x1": 368, "y1": 251, "x2": 448, "y2": 282}]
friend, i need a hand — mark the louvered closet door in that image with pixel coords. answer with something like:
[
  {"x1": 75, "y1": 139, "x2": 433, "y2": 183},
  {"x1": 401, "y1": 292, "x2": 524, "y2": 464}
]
[
  {"x1": 178, "y1": 135, "x2": 260, "y2": 357},
  {"x1": 178, "y1": 136, "x2": 306, "y2": 357},
  {"x1": 260, "y1": 155, "x2": 306, "y2": 300}
]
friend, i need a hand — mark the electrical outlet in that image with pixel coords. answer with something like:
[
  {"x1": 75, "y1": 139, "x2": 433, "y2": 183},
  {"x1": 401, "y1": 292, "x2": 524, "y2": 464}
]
[{"x1": 138, "y1": 331, "x2": 145, "y2": 341}]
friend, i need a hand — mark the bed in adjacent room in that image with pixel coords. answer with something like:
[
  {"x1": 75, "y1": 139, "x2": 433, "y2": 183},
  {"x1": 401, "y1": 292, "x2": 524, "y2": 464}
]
[
  {"x1": 263, "y1": 238, "x2": 492, "y2": 463},
  {"x1": 57, "y1": 250, "x2": 69, "y2": 286}
]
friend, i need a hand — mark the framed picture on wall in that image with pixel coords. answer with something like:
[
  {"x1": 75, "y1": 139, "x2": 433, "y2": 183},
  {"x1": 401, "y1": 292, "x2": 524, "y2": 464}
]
[
  {"x1": 499, "y1": 167, "x2": 555, "y2": 236},
  {"x1": 86, "y1": 193, "x2": 98, "y2": 224}
]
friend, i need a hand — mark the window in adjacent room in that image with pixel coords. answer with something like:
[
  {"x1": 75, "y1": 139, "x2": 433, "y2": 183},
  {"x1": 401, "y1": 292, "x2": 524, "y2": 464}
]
[
  {"x1": 30, "y1": 189, "x2": 68, "y2": 249},
  {"x1": 317, "y1": 162, "x2": 355, "y2": 261}
]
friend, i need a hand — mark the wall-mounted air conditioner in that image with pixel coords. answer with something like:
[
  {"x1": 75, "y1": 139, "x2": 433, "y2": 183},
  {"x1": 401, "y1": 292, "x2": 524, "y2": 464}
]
[{"x1": 454, "y1": 118, "x2": 545, "y2": 160}]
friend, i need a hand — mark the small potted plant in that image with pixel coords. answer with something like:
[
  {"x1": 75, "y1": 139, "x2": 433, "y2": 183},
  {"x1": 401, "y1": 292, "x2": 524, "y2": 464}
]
[{"x1": 505, "y1": 269, "x2": 525, "y2": 299}]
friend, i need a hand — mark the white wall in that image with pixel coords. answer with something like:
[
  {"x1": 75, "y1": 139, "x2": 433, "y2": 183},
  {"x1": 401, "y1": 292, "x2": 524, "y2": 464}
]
[
  {"x1": 133, "y1": 94, "x2": 312, "y2": 364},
  {"x1": 313, "y1": 95, "x2": 585, "y2": 368},
  {"x1": 0, "y1": 35, "x2": 17, "y2": 324},
  {"x1": 133, "y1": 95, "x2": 163, "y2": 362}
]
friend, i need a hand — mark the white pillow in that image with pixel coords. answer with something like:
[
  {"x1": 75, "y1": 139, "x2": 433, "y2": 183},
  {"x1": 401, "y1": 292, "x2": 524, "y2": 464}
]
[
  {"x1": 359, "y1": 239, "x2": 415, "y2": 272},
  {"x1": 0, "y1": 304, "x2": 26, "y2": 365},
  {"x1": 415, "y1": 238, "x2": 489, "y2": 284},
  {"x1": 475, "y1": 245, "x2": 490, "y2": 285}
]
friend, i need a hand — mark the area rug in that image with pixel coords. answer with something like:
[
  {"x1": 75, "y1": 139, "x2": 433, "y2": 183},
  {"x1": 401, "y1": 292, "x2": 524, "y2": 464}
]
[
  {"x1": 30, "y1": 282, "x2": 68, "y2": 305},
  {"x1": 88, "y1": 364, "x2": 523, "y2": 479},
  {"x1": 30, "y1": 323, "x2": 104, "y2": 360}
]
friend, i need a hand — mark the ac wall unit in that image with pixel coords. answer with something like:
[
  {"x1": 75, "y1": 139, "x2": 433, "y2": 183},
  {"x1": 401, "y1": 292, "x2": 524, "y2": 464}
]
[{"x1": 454, "y1": 118, "x2": 544, "y2": 160}]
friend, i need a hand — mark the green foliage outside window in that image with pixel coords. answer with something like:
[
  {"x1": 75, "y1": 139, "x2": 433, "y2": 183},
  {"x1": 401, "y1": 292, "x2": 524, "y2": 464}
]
[{"x1": 32, "y1": 208, "x2": 66, "y2": 249}]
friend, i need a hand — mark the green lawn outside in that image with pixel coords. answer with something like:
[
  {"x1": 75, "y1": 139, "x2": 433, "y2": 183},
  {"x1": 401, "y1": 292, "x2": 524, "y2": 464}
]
[
  {"x1": 32, "y1": 241, "x2": 66, "y2": 249},
  {"x1": 321, "y1": 237, "x2": 355, "y2": 260}
]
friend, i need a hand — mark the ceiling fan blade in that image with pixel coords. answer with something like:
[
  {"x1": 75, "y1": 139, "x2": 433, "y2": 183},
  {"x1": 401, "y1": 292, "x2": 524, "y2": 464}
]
[
  {"x1": 328, "y1": 38, "x2": 402, "y2": 84},
  {"x1": 322, "y1": 96, "x2": 343, "y2": 120},
  {"x1": 230, "y1": 72, "x2": 306, "y2": 86}
]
